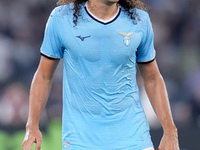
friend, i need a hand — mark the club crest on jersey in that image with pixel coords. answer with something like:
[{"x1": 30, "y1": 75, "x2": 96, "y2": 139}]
[{"x1": 118, "y1": 32, "x2": 135, "y2": 46}]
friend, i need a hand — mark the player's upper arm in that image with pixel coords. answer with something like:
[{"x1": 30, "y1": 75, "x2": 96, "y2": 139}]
[
  {"x1": 136, "y1": 11, "x2": 156, "y2": 63},
  {"x1": 40, "y1": 7, "x2": 64, "y2": 59},
  {"x1": 137, "y1": 59, "x2": 161, "y2": 82},
  {"x1": 35, "y1": 55, "x2": 60, "y2": 80}
]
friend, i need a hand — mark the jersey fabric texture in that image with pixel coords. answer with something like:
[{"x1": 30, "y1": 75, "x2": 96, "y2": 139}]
[{"x1": 41, "y1": 3, "x2": 156, "y2": 150}]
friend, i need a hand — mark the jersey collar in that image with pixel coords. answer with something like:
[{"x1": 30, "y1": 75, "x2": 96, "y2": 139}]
[{"x1": 84, "y1": 2, "x2": 121, "y2": 25}]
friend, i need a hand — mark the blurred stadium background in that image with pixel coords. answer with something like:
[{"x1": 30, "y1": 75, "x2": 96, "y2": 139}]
[{"x1": 0, "y1": 0, "x2": 200, "y2": 149}]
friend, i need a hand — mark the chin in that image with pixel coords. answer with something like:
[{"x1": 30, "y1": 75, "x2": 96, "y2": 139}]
[
  {"x1": 110, "y1": 0, "x2": 119, "y2": 3},
  {"x1": 105, "y1": 0, "x2": 119, "y2": 5},
  {"x1": 109, "y1": 0, "x2": 119, "y2": 2}
]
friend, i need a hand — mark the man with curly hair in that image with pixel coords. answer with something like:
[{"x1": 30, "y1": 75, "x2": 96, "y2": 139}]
[{"x1": 22, "y1": 0, "x2": 179, "y2": 149}]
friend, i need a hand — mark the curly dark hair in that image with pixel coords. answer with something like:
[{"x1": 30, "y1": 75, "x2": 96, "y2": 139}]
[{"x1": 57, "y1": 0, "x2": 147, "y2": 26}]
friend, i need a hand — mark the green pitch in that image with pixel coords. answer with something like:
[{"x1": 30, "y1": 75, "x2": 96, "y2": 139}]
[{"x1": 0, "y1": 119, "x2": 62, "y2": 150}]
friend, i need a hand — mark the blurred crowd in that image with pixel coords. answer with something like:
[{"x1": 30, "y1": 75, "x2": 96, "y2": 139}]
[{"x1": 0, "y1": 0, "x2": 200, "y2": 132}]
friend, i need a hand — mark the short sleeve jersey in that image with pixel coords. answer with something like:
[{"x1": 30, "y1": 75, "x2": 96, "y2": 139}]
[{"x1": 41, "y1": 3, "x2": 156, "y2": 150}]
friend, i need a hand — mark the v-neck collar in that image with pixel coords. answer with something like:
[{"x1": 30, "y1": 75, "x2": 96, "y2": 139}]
[{"x1": 84, "y1": 2, "x2": 121, "y2": 25}]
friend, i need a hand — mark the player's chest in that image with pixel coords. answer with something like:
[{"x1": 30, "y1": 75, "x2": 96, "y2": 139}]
[{"x1": 59, "y1": 26, "x2": 142, "y2": 63}]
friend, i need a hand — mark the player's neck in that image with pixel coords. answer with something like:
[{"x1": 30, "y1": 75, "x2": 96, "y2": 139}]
[{"x1": 87, "y1": 0, "x2": 119, "y2": 21}]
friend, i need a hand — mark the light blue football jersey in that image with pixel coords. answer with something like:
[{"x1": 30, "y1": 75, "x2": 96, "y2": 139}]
[{"x1": 41, "y1": 3, "x2": 156, "y2": 150}]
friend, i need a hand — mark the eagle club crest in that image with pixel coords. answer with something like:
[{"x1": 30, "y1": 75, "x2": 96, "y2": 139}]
[{"x1": 118, "y1": 32, "x2": 135, "y2": 46}]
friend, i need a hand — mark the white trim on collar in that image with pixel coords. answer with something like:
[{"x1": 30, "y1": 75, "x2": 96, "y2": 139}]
[{"x1": 85, "y1": 2, "x2": 120, "y2": 24}]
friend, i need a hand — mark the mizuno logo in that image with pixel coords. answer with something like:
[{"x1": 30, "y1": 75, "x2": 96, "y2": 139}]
[
  {"x1": 118, "y1": 32, "x2": 135, "y2": 46},
  {"x1": 76, "y1": 35, "x2": 91, "y2": 41}
]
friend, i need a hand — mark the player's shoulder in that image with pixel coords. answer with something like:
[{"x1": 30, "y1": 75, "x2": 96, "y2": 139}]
[
  {"x1": 50, "y1": 3, "x2": 74, "y2": 18},
  {"x1": 135, "y1": 8, "x2": 150, "y2": 21}
]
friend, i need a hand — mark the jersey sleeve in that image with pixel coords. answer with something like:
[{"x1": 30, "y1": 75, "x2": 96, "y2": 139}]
[
  {"x1": 40, "y1": 8, "x2": 63, "y2": 59},
  {"x1": 136, "y1": 12, "x2": 156, "y2": 63}
]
